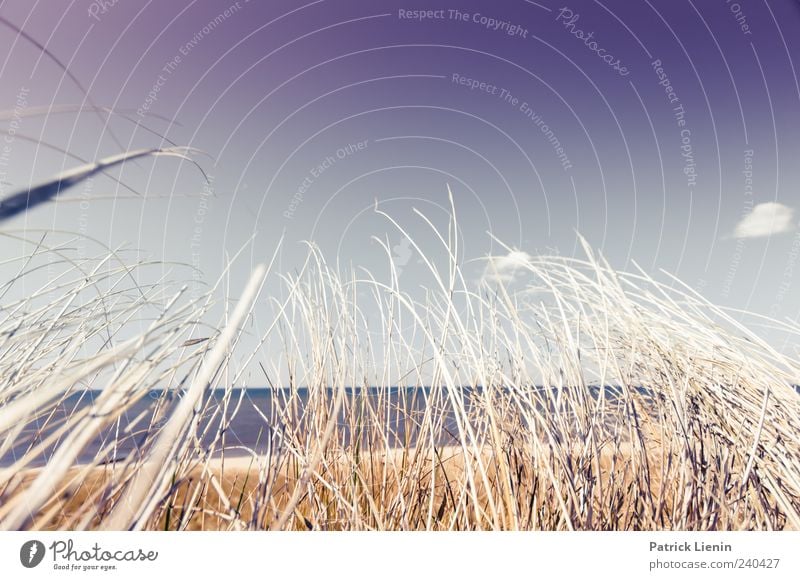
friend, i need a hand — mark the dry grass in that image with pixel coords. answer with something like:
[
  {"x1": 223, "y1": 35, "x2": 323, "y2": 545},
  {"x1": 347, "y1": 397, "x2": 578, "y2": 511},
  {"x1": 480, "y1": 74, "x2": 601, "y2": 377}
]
[
  {"x1": 1, "y1": 193, "x2": 799, "y2": 531},
  {"x1": 16, "y1": 443, "x2": 662, "y2": 531}
]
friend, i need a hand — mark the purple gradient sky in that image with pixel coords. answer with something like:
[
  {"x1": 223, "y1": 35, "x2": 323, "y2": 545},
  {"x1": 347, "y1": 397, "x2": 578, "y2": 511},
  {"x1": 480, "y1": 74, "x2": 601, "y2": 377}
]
[{"x1": 2, "y1": 0, "x2": 800, "y2": 352}]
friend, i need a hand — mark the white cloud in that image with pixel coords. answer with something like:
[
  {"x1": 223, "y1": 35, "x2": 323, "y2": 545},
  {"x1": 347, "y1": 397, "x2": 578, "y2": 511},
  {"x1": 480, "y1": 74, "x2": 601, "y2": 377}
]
[
  {"x1": 734, "y1": 202, "x2": 795, "y2": 239},
  {"x1": 482, "y1": 250, "x2": 532, "y2": 283}
]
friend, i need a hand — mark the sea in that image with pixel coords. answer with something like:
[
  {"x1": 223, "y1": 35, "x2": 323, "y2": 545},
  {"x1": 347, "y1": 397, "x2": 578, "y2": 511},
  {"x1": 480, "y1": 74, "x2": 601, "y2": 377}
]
[
  {"x1": 4, "y1": 384, "x2": 796, "y2": 469},
  {"x1": 1, "y1": 387, "x2": 481, "y2": 468}
]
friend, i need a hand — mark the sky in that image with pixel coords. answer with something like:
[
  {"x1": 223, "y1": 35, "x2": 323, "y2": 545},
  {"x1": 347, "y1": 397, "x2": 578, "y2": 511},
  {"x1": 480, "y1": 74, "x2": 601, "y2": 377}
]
[{"x1": 1, "y1": 0, "x2": 800, "y2": 359}]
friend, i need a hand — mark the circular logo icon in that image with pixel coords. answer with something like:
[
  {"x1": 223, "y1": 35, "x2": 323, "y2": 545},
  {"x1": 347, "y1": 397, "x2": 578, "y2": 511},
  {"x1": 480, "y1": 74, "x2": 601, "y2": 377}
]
[{"x1": 20, "y1": 540, "x2": 45, "y2": 568}]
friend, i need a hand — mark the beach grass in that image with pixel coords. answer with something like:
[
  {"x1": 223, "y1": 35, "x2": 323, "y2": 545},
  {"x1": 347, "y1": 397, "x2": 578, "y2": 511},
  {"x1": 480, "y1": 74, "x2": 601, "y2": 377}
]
[{"x1": 1, "y1": 195, "x2": 799, "y2": 531}]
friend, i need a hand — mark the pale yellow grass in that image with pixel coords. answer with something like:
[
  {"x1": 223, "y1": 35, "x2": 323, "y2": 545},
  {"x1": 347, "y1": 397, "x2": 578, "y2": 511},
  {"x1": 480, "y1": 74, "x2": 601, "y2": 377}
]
[{"x1": 9, "y1": 441, "x2": 670, "y2": 531}]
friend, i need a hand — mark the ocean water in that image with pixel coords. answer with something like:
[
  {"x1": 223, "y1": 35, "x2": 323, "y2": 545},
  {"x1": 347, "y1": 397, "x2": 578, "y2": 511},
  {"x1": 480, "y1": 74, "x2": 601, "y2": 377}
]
[
  {"x1": 5, "y1": 384, "x2": 795, "y2": 469},
  {"x1": 1, "y1": 387, "x2": 482, "y2": 468}
]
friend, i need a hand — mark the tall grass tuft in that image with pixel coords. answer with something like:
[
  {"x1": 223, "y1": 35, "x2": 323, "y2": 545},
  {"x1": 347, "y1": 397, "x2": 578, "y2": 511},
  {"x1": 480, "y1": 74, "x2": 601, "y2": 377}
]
[{"x1": 1, "y1": 194, "x2": 799, "y2": 531}]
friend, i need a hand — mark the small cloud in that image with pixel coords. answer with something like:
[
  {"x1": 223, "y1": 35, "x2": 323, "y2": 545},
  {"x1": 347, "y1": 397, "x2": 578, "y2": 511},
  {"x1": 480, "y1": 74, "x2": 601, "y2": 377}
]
[
  {"x1": 482, "y1": 250, "x2": 532, "y2": 283},
  {"x1": 391, "y1": 236, "x2": 412, "y2": 268},
  {"x1": 734, "y1": 202, "x2": 795, "y2": 239}
]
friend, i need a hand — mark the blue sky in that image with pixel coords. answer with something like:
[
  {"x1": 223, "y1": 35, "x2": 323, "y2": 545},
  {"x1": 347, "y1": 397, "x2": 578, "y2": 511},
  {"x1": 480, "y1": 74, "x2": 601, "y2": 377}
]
[{"x1": 1, "y1": 0, "x2": 800, "y2": 356}]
